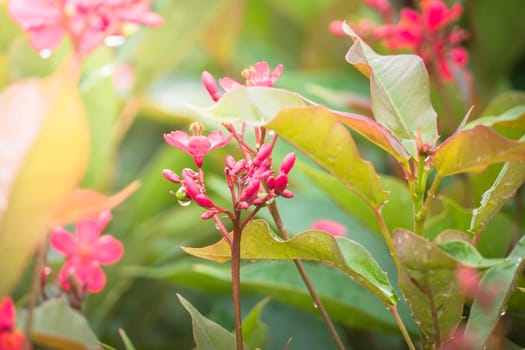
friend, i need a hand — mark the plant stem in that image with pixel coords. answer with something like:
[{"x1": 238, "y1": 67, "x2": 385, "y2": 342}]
[
  {"x1": 415, "y1": 174, "x2": 442, "y2": 235},
  {"x1": 268, "y1": 202, "x2": 346, "y2": 350},
  {"x1": 231, "y1": 215, "x2": 244, "y2": 350},
  {"x1": 390, "y1": 306, "x2": 416, "y2": 350},
  {"x1": 373, "y1": 208, "x2": 400, "y2": 271}
]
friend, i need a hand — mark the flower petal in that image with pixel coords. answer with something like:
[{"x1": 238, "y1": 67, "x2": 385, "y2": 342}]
[
  {"x1": 28, "y1": 25, "x2": 65, "y2": 51},
  {"x1": 93, "y1": 235, "x2": 124, "y2": 265},
  {"x1": 164, "y1": 131, "x2": 191, "y2": 151},
  {"x1": 50, "y1": 228, "x2": 77, "y2": 256},
  {"x1": 0, "y1": 298, "x2": 16, "y2": 330},
  {"x1": 75, "y1": 218, "x2": 101, "y2": 246}
]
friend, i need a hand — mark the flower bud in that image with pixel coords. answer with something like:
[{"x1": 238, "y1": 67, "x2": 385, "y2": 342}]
[
  {"x1": 233, "y1": 159, "x2": 246, "y2": 175},
  {"x1": 280, "y1": 189, "x2": 294, "y2": 198},
  {"x1": 162, "y1": 169, "x2": 180, "y2": 183},
  {"x1": 182, "y1": 175, "x2": 201, "y2": 199},
  {"x1": 238, "y1": 201, "x2": 250, "y2": 209},
  {"x1": 266, "y1": 176, "x2": 275, "y2": 189},
  {"x1": 273, "y1": 173, "x2": 288, "y2": 193},
  {"x1": 201, "y1": 210, "x2": 216, "y2": 220},
  {"x1": 194, "y1": 193, "x2": 215, "y2": 208},
  {"x1": 253, "y1": 144, "x2": 273, "y2": 165},
  {"x1": 241, "y1": 179, "x2": 260, "y2": 201},
  {"x1": 226, "y1": 155, "x2": 236, "y2": 169},
  {"x1": 280, "y1": 153, "x2": 296, "y2": 174},
  {"x1": 202, "y1": 71, "x2": 221, "y2": 101}
]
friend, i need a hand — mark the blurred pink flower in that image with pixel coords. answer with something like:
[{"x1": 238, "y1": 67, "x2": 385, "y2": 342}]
[
  {"x1": 50, "y1": 211, "x2": 123, "y2": 293},
  {"x1": 311, "y1": 220, "x2": 347, "y2": 237},
  {"x1": 164, "y1": 122, "x2": 233, "y2": 167},
  {"x1": 8, "y1": 0, "x2": 162, "y2": 55},
  {"x1": 202, "y1": 61, "x2": 283, "y2": 101},
  {"x1": 0, "y1": 298, "x2": 24, "y2": 350}
]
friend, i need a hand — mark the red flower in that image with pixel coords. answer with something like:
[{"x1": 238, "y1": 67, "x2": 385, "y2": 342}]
[
  {"x1": 202, "y1": 61, "x2": 283, "y2": 101},
  {"x1": 164, "y1": 122, "x2": 233, "y2": 167},
  {"x1": 0, "y1": 298, "x2": 24, "y2": 350},
  {"x1": 50, "y1": 211, "x2": 123, "y2": 293},
  {"x1": 311, "y1": 220, "x2": 347, "y2": 237},
  {"x1": 8, "y1": 0, "x2": 162, "y2": 55}
]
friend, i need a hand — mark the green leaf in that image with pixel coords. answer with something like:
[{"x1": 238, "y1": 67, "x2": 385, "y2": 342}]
[
  {"x1": 481, "y1": 91, "x2": 525, "y2": 117},
  {"x1": 182, "y1": 220, "x2": 396, "y2": 306},
  {"x1": 118, "y1": 329, "x2": 136, "y2": 350},
  {"x1": 25, "y1": 298, "x2": 100, "y2": 350},
  {"x1": 433, "y1": 125, "x2": 525, "y2": 177},
  {"x1": 178, "y1": 294, "x2": 246, "y2": 350},
  {"x1": 465, "y1": 235, "x2": 525, "y2": 348},
  {"x1": 299, "y1": 163, "x2": 412, "y2": 235},
  {"x1": 470, "y1": 158, "x2": 525, "y2": 235},
  {"x1": 342, "y1": 24, "x2": 438, "y2": 151},
  {"x1": 129, "y1": 261, "x2": 407, "y2": 334},
  {"x1": 437, "y1": 240, "x2": 504, "y2": 268},
  {"x1": 266, "y1": 105, "x2": 387, "y2": 207},
  {"x1": 393, "y1": 229, "x2": 463, "y2": 348},
  {"x1": 0, "y1": 61, "x2": 90, "y2": 296},
  {"x1": 242, "y1": 298, "x2": 269, "y2": 350},
  {"x1": 466, "y1": 105, "x2": 525, "y2": 140}
]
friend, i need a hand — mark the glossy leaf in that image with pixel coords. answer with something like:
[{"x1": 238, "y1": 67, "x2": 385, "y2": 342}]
[
  {"x1": 242, "y1": 298, "x2": 270, "y2": 350},
  {"x1": 182, "y1": 220, "x2": 396, "y2": 306},
  {"x1": 131, "y1": 261, "x2": 406, "y2": 333},
  {"x1": 299, "y1": 162, "x2": 412, "y2": 235},
  {"x1": 481, "y1": 91, "x2": 525, "y2": 117},
  {"x1": 433, "y1": 125, "x2": 525, "y2": 177},
  {"x1": 51, "y1": 181, "x2": 139, "y2": 226},
  {"x1": 266, "y1": 105, "x2": 387, "y2": 207},
  {"x1": 466, "y1": 105, "x2": 525, "y2": 140},
  {"x1": 470, "y1": 158, "x2": 525, "y2": 235},
  {"x1": 0, "y1": 61, "x2": 90, "y2": 296},
  {"x1": 26, "y1": 298, "x2": 100, "y2": 350},
  {"x1": 178, "y1": 294, "x2": 246, "y2": 350},
  {"x1": 437, "y1": 240, "x2": 504, "y2": 268},
  {"x1": 393, "y1": 229, "x2": 463, "y2": 348},
  {"x1": 342, "y1": 23, "x2": 438, "y2": 150},
  {"x1": 465, "y1": 235, "x2": 525, "y2": 348}
]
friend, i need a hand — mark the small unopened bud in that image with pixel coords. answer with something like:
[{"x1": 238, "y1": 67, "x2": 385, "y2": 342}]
[
  {"x1": 182, "y1": 175, "x2": 201, "y2": 199},
  {"x1": 241, "y1": 179, "x2": 260, "y2": 201},
  {"x1": 266, "y1": 176, "x2": 275, "y2": 189},
  {"x1": 238, "y1": 201, "x2": 250, "y2": 209},
  {"x1": 162, "y1": 169, "x2": 180, "y2": 183},
  {"x1": 233, "y1": 159, "x2": 246, "y2": 175},
  {"x1": 253, "y1": 144, "x2": 273, "y2": 165},
  {"x1": 201, "y1": 210, "x2": 216, "y2": 220},
  {"x1": 273, "y1": 173, "x2": 289, "y2": 193},
  {"x1": 280, "y1": 189, "x2": 294, "y2": 198},
  {"x1": 202, "y1": 71, "x2": 221, "y2": 101},
  {"x1": 280, "y1": 153, "x2": 296, "y2": 174},
  {"x1": 226, "y1": 155, "x2": 236, "y2": 169},
  {"x1": 194, "y1": 193, "x2": 215, "y2": 208}
]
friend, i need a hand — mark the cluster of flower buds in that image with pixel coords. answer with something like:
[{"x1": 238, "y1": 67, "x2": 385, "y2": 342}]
[
  {"x1": 9, "y1": 0, "x2": 163, "y2": 56},
  {"x1": 201, "y1": 61, "x2": 283, "y2": 101}
]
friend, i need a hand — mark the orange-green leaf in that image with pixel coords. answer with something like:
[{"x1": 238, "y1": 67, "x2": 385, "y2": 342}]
[
  {"x1": 51, "y1": 181, "x2": 140, "y2": 226},
  {"x1": 0, "y1": 60, "x2": 90, "y2": 297},
  {"x1": 343, "y1": 23, "x2": 438, "y2": 151},
  {"x1": 433, "y1": 125, "x2": 525, "y2": 177},
  {"x1": 393, "y1": 229, "x2": 463, "y2": 348},
  {"x1": 266, "y1": 105, "x2": 387, "y2": 208},
  {"x1": 182, "y1": 220, "x2": 396, "y2": 306}
]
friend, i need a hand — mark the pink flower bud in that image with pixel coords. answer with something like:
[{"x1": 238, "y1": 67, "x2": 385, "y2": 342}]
[
  {"x1": 226, "y1": 155, "x2": 236, "y2": 169},
  {"x1": 182, "y1": 174, "x2": 201, "y2": 199},
  {"x1": 280, "y1": 153, "x2": 296, "y2": 174},
  {"x1": 201, "y1": 210, "x2": 216, "y2": 220},
  {"x1": 280, "y1": 189, "x2": 294, "y2": 198},
  {"x1": 253, "y1": 144, "x2": 273, "y2": 165},
  {"x1": 266, "y1": 176, "x2": 275, "y2": 189},
  {"x1": 329, "y1": 20, "x2": 346, "y2": 36},
  {"x1": 241, "y1": 179, "x2": 261, "y2": 201},
  {"x1": 239, "y1": 201, "x2": 250, "y2": 209},
  {"x1": 202, "y1": 71, "x2": 221, "y2": 101},
  {"x1": 273, "y1": 173, "x2": 289, "y2": 193},
  {"x1": 233, "y1": 159, "x2": 246, "y2": 175},
  {"x1": 194, "y1": 193, "x2": 215, "y2": 208},
  {"x1": 162, "y1": 169, "x2": 180, "y2": 183}
]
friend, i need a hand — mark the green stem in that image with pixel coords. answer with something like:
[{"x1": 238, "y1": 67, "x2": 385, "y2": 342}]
[
  {"x1": 390, "y1": 306, "x2": 416, "y2": 350},
  {"x1": 415, "y1": 174, "x2": 442, "y2": 235},
  {"x1": 268, "y1": 202, "x2": 347, "y2": 350},
  {"x1": 231, "y1": 218, "x2": 244, "y2": 350},
  {"x1": 373, "y1": 208, "x2": 400, "y2": 271}
]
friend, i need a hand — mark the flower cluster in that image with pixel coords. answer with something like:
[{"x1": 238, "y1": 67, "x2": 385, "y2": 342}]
[
  {"x1": 9, "y1": 0, "x2": 163, "y2": 56},
  {"x1": 50, "y1": 211, "x2": 124, "y2": 294},
  {"x1": 202, "y1": 61, "x2": 284, "y2": 101},
  {"x1": 331, "y1": 0, "x2": 469, "y2": 81},
  {"x1": 0, "y1": 298, "x2": 24, "y2": 350}
]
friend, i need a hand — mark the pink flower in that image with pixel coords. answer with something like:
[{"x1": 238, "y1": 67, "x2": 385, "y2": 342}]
[
  {"x1": 0, "y1": 298, "x2": 24, "y2": 350},
  {"x1": 164, "y1": 122, "x2": 233, "y2": 167},
  {"x1": 311, "y1": 220, "x2": 347, "y2": 237},
  {"x1": 202, "y1": 61, "x2": 283, "y2": 101},
  {"x1": 50, "y1": 211, "x2": 124, "y2": 293},
  {"x1": 8, "y1": 0, "x2": 163, "y2": 55}
]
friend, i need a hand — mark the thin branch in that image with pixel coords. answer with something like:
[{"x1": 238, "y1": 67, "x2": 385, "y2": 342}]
[{"x1": 389, "y1": 306, "x2": 416, "y2": 350}]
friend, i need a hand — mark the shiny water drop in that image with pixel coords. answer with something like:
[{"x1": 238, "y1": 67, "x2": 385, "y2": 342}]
[
  {"x1": 105, "y1": 35, "x2": 126, "y2": 47},
  {"x1": 39, "y1": 49, "x2": 52, "y2": 59},
  {"x1": 313, "y1": 303, "x2": 319, "y2": 309},
  {"x1": 268, "y1": 130, "x2": 276, "y2": 137},
  {"x1": 178, "y1": 198, "x2": 191, "y2": 207}
]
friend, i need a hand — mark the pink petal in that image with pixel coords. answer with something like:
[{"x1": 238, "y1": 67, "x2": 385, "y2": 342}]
[
  {"x1": 93, "y1": 235, "x2": 124, "y2": 265},
  {"x1": 252, "y1": 61, "x2": 270, "y2": 81},
  {"x1": 328, "y1": 20, "x2": 345, "y2": 36},
  {"x1": 8, "y1": 0, "x2": 61, "y2": 28},
  {"x1": 187, "y1": 136, "x2": 212, "y2": 156},
  {"x1": 311, "y1": 220, "x2": 347, "y2": 237},
  {"x1": 114, "y1": 3, "x2": 163, "y2": 27},
  {"x1": 28, "y1": 25, "x2": 65, "y2": 51},
  {"x1": 164, "y1": 131, "x2": 191, "y2": 151},
  {"x1": 423, "y1": 0, "x2": 448, "y2": 32},
  {"x1": 450, "y1": 47, "x2": 469, "y2": 66},
  {"x1": 208, "y1": 131, "x2": 233, "y2": 150},
  {"x1": 0, "y1": 298, "x2": 16, "y2": 330},
  {"x1": 50, "y1": 228, "x2": 77, "y2": 256},
  {"x1": 85, "y1": 266, "x2": 107, "y2": 293},
  {"x1": 269, "y1": 64, "x2": 284, "y2": 85},
  {"x1": 219, "y1": 77, "x2": 242, "y2": 91},
  {"x1": 76, "y1": 218, "x2": 101, "y2": 246},
  {"x1": 97, "y1": 211, "x2": 112, "y2": 231},
  {"x1": 400, "y1": 9, "x2": 420, "y2": 25}
]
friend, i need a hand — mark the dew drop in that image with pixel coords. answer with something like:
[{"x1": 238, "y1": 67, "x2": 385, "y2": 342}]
[
  {"x1": 500, "y1": 310, "x2": 506, "y2": 317},
  {"x1": 39, "y1": 49, "x2": 52, "y2": 59},
  {"x1": 104, "y1": 35, "x2": 126, "y2": 47},
  {"x1": 178, "y1": 198, "x2": 191, "y2": 207},
  {"x1": 313, "y1": 303, "x2": 319, "y2": 309},
  {"x1": 268, "y1": 130, "x2": 276, "y2": 137}
]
